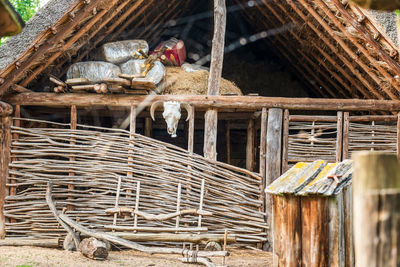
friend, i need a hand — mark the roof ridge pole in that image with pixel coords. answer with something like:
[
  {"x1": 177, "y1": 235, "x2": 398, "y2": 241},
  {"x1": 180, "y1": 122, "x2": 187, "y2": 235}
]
[{"x1": 204, "y1": 0, "x2": 226, "y2": 161}]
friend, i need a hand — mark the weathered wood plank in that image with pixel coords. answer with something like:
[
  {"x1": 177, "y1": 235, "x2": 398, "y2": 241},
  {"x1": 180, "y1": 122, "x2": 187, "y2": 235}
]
[
  {"x1": 246, "y1": 118, "x2": 256, "y2": 171},
  {"x1": 353, "y1": 152, "x2": 400, "y2": 267},
  {"x1": 204, "y1": 109, "x2": 218, "y2": 160},
  {"x1": 343, "y1": 112, "x2": 349, "y2": 160},
  {"x1": 282, "y1": 109, "x2": 289, "y2": 173},
  {"x1": 336, "y1": 112, "x2": 343, "y2": 162},
  {"x1": 328, "y1": 194, "x2": 345, "y2": 267},
  {"x1": 272, "y1": 195, "x2": 301, "y2": 267}
]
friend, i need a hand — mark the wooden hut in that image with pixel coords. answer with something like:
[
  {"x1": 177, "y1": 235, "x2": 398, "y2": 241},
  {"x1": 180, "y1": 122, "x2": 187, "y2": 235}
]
[
  {"x1": 0, "y1": 0, "x2": 400, "y2": 250},
  {"x1": 266, "y1": 160, "x2": 354, "y2": 266}
]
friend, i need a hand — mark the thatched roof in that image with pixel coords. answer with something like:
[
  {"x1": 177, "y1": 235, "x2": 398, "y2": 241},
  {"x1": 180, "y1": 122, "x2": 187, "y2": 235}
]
[{"x1": 0, "y1": 0, "x2": 399, "y2": 100}]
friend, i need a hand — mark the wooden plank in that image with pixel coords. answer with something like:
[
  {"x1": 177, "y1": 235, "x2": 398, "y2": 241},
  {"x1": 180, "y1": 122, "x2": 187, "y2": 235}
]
[
  {"x1": 126, "y1": 105, "x2": 136, "y2": 218},
  {"x1": 0, "y1": 116, "x2": 11, "y2": 239},
  {"x1": 259, "y1": 108, "x2": 267, "y2": 207},
  {"x1": 343, "y1": 186, "x2": 354, "y2": 267},
  {"x1": 68, "y1": 105, "x2": 77, "y2": 211},
  {"x1": 10, "y1": 93, "x2": 400, "y2": 111},
  {"x1": 350, "y1": 115, "x2": 397, "y2": 122},
  {"x1": 272, "y1": 195, "x2": 302, "y2": 267},
  {"x1": 265, "y1": 108, "x2": 283, "y2": 250},
  {"x1": 328, "y1": 194, "x2": 345, "y2": 267},
  {"x1": 352, "y1": 152, "x2": 400, "y2": 267},
  {"x1": 246, "y1": 118, "x2": 256, "y2": 171},
  {"x1": 282, "y1": 109, "x2": 289, "y2": 173},
  {"x1": 336, "y1": 112, "x2": 343, "y2": 162},
  {"x1": 203, "y1": 109, "x2": 218, "y2": 160},
  {"x1": 343, "y1": 113, "x2": 350, "y2": 160},
  {"x1": 301, "y1": 196, "x2": 329, "y2": 267}
]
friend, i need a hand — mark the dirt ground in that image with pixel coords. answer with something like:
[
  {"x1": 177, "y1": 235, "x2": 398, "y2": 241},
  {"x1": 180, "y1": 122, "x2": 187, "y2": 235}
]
[{"x1": 0, "y1": 246, "x2": 272, "y2": 267}]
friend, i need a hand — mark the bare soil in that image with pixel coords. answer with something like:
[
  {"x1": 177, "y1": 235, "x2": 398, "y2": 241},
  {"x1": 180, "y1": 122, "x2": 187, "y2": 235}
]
[{"x1": 0, "y1": 246, "x2": 272, "y2": 267}]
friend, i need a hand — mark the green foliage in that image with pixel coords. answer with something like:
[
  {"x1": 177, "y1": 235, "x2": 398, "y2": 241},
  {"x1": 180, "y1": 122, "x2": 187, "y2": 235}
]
[
  {"x1": 9, "y1": 0, "x2": 40, "y2": 22},
  {"x1": 0, "y1": 0, "x2": 41, "y2": 45}
]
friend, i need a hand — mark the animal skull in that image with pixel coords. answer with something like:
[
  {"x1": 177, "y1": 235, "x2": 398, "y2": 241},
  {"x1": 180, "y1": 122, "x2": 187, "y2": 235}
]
[{"x1": 150, "y1": 101, "x2": 192, "y2": 138}]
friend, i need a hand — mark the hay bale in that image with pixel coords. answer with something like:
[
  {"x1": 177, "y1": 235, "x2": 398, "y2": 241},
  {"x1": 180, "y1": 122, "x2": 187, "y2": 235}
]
[{"x1": 163, "y1": 67, "x2": 242, "y2": 95}]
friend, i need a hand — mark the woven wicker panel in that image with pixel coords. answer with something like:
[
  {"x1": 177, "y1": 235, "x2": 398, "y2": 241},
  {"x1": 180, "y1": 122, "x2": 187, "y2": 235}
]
[{"x1": 5, "y1": 118, "x2": 265, "y2": 245}]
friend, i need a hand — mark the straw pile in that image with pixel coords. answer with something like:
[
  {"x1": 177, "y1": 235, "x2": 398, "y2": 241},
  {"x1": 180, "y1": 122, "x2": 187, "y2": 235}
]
[{"x1": 163, "y1": 67, "x2": 243, "y2": 95}]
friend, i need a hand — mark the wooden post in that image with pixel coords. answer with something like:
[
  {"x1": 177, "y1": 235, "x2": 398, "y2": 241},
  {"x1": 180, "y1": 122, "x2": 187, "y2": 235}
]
[
  {"x1": 68, "y1": 105, "x2": 77, "y2": 211},
  {"x1": 226, "y1": 121, "x2": 231, "y2": 165},
  {"x1": 246, "y1": 117, "x2": 256, "y2": 171},
  {"x1": 281, "y1": 109, "x2": 289, "y2": 173},
  {"x1": 144, "y1": 117, "x2": 152, "y2": 137},
  {"x1": 336, "y1": 112, "x2": 343, "y2": 162},
  {"x1": 397, "y1": 113, "x2": 400, "y2": 161},
  {"x1": 204, "y1": 0, "x2": 226, "y2": 161},
  {"x1": 0, "y1": 116, "x2": 11, "y2": 239},
  {"x1": 343, "y1": 112, "x2": 350, "y2": 160},
  {"x1": 126, "y1": 105, "x2": 136, "y2": 218},
  {"x1": 265, "y1": 108, "x2": 283, "y2": 250},
  {"x1": 259, "y1": 108, "x2": 267, "y2": 203},
  {"x1": 9, "y1": 105, "x2": 20, "y2": 197},
  {"x1": 187, "y1": 106, "x2": 195, "y2": 154},
  {"x1": 272, "y1": 195, "x2": 302, "y2": 267},
  {"x1": 353, "y1": 152, "x2": 400, "y2": 267}
]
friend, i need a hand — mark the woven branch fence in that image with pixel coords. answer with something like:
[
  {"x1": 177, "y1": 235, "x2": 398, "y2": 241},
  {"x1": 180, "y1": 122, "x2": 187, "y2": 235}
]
[{"x1": 4, "y1": 118, "x2": 266, "y2": 245}]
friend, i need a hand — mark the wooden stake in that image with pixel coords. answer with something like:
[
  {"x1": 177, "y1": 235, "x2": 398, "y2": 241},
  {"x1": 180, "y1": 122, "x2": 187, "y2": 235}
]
[
  {"x1": 336, "y1": 112, "x2": 343, "y2": 162},
  {"x1": 0, "y1": 116, "x2": 11, "y2": 239},
  {"x1": 134, "y1": 181, "x2": 141, "y2": 229},
  {"x1": 343, "y1": 112, "x2": 350, "y2": 160},
  {"x1": 113, "y1": 177, "x2": 122, "y2": 227},
  {"x1": 281, "y1": 109, "x2": 289, "y2": 173},
  {"x1": 126, "y1": 105, "x2": 136, "y2": 219},
  {"x1": 352, "y1": 152, "x2": 400, "y2": 267},
  {"x1": 246, "y1": 118, "x2": 256, "y2": 171},
  {"x1": 144, "y1": 117, "x2": 152, "y2": 137},
  {"x1": 68, "y1": 105, "x2": 77, "y2": 211},
  {"x1": 175, "y1": 183, "x2": 182, "y2": 229}
]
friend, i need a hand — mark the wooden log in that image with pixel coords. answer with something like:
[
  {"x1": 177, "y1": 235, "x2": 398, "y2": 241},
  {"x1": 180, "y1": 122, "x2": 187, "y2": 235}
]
[
  {"x1": 10, "y1": 93, "x2": 400, "y2": 111},
  {"x1": 0, "y1": 238, "x2": 59, "y2": 248},
  {"x1": 131, "y1": 79, "x2": 156, "y2": 90},
  {"x1": 0, "y1": 101, "x2": 12, "y2": 117},
  {"x1": 104, "y1": 225, "x2": 208, "y2": 232},
  {"x1": 103, "y1": 77, "x2": 131, "y2": 87},
  {"x1": 204, "y1": 109, "x2": 218, "y2": 160},
  {"x1": 179, "y1": 257, "x2": 216, "y2": 267},
  {"x1": 111, "y1": 233, "x2": 236, "y2": 244},
  {"x1": 65, "y1": 78, "x2": 90, "y2": 85},
  {"x1": 272, "y1": 195, "x2": 301, "y2": 267},
  {"x1": 265, "y1": 108, "x2": 283, "y2": 250},
  {"x1": 246, "y1": 118, "x2": 256, "y2": 171},
  {"x1": 68, "y1": 105, "x2": 77, "y2": 211},
  {"x1": 118, "y1": 73, "x2": 144, "y2": 79},
  {"x1": 78, "y1": 237, "x2": 108, "y2": 261},
  {"x1": 11, "y1": 84, "x2": 32, "y2": 93},
  {"x1": 0, "y1": 116, "x2": 11, "y2": 239},
  {"x1": 336, "y1": 112, "x2": 343, "y2": 163},
  {"x1": 71, "y1": 84, "x2": 95, "y2": 91},
  {"x1": 352, "y1": 152, "x2": 400, "y2": 267},
  {"x1": 301, "y1": 196, "x2": 329, "y2": 267}
]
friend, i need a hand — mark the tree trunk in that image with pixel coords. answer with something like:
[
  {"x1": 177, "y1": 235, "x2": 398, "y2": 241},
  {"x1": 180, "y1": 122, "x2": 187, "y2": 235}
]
[{"x1": 79, "y1": 237, "x2": 109, "y2": 261}]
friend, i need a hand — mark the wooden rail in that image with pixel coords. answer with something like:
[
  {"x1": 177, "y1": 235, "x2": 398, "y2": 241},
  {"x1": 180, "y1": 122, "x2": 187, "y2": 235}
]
[{"x1": 7, "y1": 93, "x2": 400, "y2": 111}]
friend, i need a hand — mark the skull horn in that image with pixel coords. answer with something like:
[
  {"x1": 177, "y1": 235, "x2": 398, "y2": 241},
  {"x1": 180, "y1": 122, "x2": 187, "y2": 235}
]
[
  {"x1": 150, "y1": 101, "x2": 164, "y2": 121},
  {"x1": 182, "y1": 103, "x2": 193, "y2": 122}
]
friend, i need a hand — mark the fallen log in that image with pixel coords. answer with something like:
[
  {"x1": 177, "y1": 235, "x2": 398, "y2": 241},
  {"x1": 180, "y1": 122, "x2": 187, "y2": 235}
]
[
  {"x1": 0, "y1": 238, "x2": 59, "y2": 248},
  {"x1": 79, "y1": 237, "x2": 108, "y2": 261}
]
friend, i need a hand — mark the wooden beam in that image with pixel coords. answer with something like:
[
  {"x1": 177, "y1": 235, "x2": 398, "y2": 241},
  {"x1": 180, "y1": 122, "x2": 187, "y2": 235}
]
[
  {"x1": 265, "y1": 108, "x2": 283, "y2": 250},
  {"x1": 203, "y1": 0, "x2": 226, "y2": 161},
  {"x1": 0, "y1": 116, "x2": 11, "y2": 239},
  {"x1": 9, "y1": 93, "x2": 400, "y2": 111},
  {"x1": 352, "y1": 152, "x2": 400, "y2": 267}
]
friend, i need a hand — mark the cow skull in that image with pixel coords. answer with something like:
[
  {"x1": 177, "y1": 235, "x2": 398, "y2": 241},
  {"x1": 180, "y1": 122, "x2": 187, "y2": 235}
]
[{"x1": 150, "y1": 101, "x2": 193, "y2": 138}]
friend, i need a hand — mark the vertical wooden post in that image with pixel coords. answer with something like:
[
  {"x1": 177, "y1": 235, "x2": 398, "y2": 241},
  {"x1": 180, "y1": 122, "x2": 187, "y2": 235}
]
[
  {"x1": 397, "y1": 113, "x2": 400, "y2": 160},
  {"x1": 0, "y1": 116, "x2": 11, "y2": 239},
  {"x1": 68, "y1": 105, "x2": 77, "y2": 211},
  {"x1": 336, "y1": 111, "x2": 343, "y2": 162},
  {"x1": 265, "y1": 108, "x2": 283, "y2": 250},
  {"x1": 204, "y1": 0, "x2": 226, "y2": 161},
  {"x1": 126, "y1": 105, "x2": 136, "y2": 215},
  {"x1": 226, "y1": 121, "x2": 231, "y2": 165},
  {"x1": 259, "y1": 108, "x2": 267, "y2": 200},
  {"x1": 353, "y1": 152, "x2": 400, "y2": 267},
  {"x1": 343, "y1": 112, "x2": 350, "y2": 159},
  {"x1": 246, "y1": 117, "x2": 256, "y2": 171},
  {"x1": 144, "y1": 117, "x2": 152, "y2": 137},
  {"x1": 281, "y1": 109, "x2": 289, "y2": 173},
  {"x1": 272, "y1": 195, "x2": 302, "y2": 267},
  {"x1": 187, "y1": 106, "x2": 195, "y2": 154}
]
